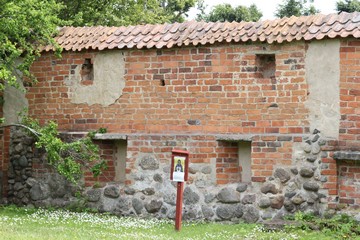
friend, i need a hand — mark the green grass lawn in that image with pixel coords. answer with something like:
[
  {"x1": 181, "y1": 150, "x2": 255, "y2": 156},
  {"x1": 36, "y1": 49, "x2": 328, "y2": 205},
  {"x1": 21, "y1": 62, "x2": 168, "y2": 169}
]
[{"x1": 0, "y1": 206, "x2": 358, "y2": 240}]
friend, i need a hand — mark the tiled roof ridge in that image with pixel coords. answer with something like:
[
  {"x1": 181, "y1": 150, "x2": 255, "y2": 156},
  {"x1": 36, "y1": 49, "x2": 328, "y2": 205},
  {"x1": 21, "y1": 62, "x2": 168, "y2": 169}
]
[{"x1": 44, "y1": 11, "x2": 360, "y2": 52}]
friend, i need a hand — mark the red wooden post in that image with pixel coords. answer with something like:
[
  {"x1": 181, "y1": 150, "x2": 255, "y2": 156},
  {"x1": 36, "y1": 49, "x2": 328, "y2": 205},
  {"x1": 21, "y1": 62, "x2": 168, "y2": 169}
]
[
  {"x1": 170, "y1": 149, "x2": 189, "y2": 232},
  {"x1": 175, "y1": 182, "x2": 184, "y2": 231}
]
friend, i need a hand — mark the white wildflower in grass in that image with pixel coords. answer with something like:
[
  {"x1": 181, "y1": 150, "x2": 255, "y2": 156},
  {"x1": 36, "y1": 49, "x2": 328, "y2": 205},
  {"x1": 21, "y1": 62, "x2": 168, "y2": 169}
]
[
  {"x1": 0, "y1": 207, "x2": 330, "y2": 240},
  {"x1": 244, "y1": 225, "x2": 300, "y2": 240}
]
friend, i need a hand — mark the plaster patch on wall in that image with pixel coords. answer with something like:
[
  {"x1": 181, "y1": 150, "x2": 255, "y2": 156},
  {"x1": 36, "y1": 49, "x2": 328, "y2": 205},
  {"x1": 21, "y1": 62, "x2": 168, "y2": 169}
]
[
  {"x1": 4, "y1": 76, "x2": 28, "y2": 124},
  {"x1": 305, "y1": 40, "x2": 340, "y2": 139},
  {"x1": 65, "y1": 51, "x2": 125, "y2": 106}
]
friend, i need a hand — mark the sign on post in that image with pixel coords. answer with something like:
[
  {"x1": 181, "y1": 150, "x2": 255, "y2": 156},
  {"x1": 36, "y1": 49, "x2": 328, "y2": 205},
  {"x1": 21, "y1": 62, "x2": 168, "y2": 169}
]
[
  {"x1": 170, "y1": 150, "x2": 189, "y2": 182},
  {"x1": 170, "y1": 149, "x2": 189, "y2": 231}
]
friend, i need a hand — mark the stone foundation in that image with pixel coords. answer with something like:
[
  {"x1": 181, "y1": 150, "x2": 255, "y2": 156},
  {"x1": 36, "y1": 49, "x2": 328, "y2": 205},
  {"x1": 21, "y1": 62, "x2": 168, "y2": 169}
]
[{"x1": 5, "y1": 127, "x2": 354, "y2": 222}]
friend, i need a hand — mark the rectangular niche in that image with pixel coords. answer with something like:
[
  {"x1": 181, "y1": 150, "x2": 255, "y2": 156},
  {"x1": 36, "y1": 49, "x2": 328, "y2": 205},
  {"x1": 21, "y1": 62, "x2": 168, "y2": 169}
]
[
  {"x1": 256, "y1": 54, "x2": 276, "y2": 79},
  {"x1": 114, "y1": 140, "x2": 127, "y2": 183},
  {"x1": 216, "y1": 140, "x2": 252, "y2": 184}
]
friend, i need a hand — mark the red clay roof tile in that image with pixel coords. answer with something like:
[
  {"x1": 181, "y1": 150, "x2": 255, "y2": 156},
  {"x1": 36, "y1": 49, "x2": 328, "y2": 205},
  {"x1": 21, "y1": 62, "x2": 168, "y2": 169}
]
[{"x1": 46, "y1": 12, "x2": 360, "y2": 52}]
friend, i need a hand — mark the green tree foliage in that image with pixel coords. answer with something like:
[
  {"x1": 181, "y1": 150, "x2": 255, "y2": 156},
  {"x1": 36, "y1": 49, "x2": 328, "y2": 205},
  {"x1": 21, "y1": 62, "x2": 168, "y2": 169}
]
[
  {"x1": 0, "y1": 0, "x2": 62, "y2": 92},
  {"x1": 56, "y1": 0, "x2": 197, "y2": 26},
  {"x1": 336, "y1": 0, "x2": 360, "y2": 12},
  {"x1": 275, "y1": 0, "x2": 319, "y2": 18},
  {"x1": 21, "y1": 117, "x2": 107, "y2": 183},
  {"x1": 197, "y1": 3, "x2": 263, "y2": 22}
]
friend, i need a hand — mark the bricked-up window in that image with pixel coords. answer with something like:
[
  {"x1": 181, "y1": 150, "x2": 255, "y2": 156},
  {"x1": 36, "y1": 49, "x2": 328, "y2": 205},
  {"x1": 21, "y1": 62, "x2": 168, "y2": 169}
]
[
  {"x1": 80, "y1": 58, "x2": 94, "y2": 85},
  {"x1": 216, "y1": 140, "x2": 252, "y2": 184},
  {"x1": 216, "y1": 141, "x2": 240, "y2": 184},
  {"x1": 115, "y1": 140, "x2": 127, "y2": 182},
  {"x1": 256, "y1": 54, "x2": 275, "y2": 79}
]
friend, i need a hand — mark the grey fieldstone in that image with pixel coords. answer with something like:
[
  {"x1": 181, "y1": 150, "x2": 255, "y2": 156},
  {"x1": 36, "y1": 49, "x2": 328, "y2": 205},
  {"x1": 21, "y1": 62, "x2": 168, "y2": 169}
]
[
  {"x1": 320, "y1": 176, "x2": 328, "y2": 182},
  {"x1": 164, "y1": 193, "x2": 176, "y2": 206},
  {"x1": 131, "y1": 198, "x2": 144, "y2": 214},
  {"x1": 124, "y1": 187, "x2": 136, "y2": 195},
  {"x1": 261, "y1": 183, "x2": 278, "y2": 194},
  {"x1": 115, "y1": 197, "x2": 131, "y2": 214},
  {"x1": 258, "y1": 196, "x2": 271, "y2": 208},
  {"x1": 261, "y1": 210, "x2": 274, "y2": 220},
  {"x1": 26, "y1": 177, "x2": 38, "y2": 187},
  {"x1": 291, "y1": 193, "x2": 306, "y2": 205},
  {"x1": 311, "y1": 134, "x2": 320, "y2": 143},
  {"x1": 51, "y1": 198, "x2": 65, "y2": 207},
  {"x1": 274, "y1": 168, "x2": 291, "y2": 183},
  {"x1": 189, "y1": 166, "x2": 198, "y2": 174},
  {"x1": 142, "y1": 188, "x2": 155, "y2": 195},
  {"x1": 243, "y1": 206, "x2": 260, "y2": 223},
  {"x1": 160, "y1": 206, "x2": 167, "y2": 215},
  {"x1": 163, "y1": 166, "x2": 170, "y2": 174},
  {"x1": 284, "y1": 200, "x2": 296, "y2": 212},
  {"x1": 30, "y1": 182, "x2": 50, "y2": 201},
  {"x1": 290, "y1": 167, "x2": 298, "y2": 175},
  {"x1": 86, "y1": 189, "x2": 102, "y2": 202},
  {"x1": 216, "y1": 205, "x2": 235, "y2": 220},
  {"x1": 14, "y1": 143, "x2": 24, "y2": 153},
  {"x1": 299, "y1": 202, "x2": 308, "y2": 211},
  {"x1": 234, "y1": 204, "x2": 245, "y2": 218},
  {"x1": 18, "y1": 156, "x2": 28, "y2": 167},
  {"x1": 145, "y1": 200, "x2": 163, "y2": 213},
  {"x1": 271, "y1": 195, "x2": 285, "y2": 209},
  {"x1": 201, "y1": 166, "x2": 212, "y2": 174},
  {"x1": 183, "y1": 208, "x2": 197, "y2": 220},
  {"x1": 299, "y1": 168, "x2": 314, "y2": 178},
  {"x1": 236, "y1": 183, "x2": 248, "y2": 192},
  {"x1": 202, "y1": 205, "x2": 214, "y2": 219},
  {"x1": 318, "y1": 138, "x2": 326, "y2": 146},
  {"x1": 13, "y1": 182, "x2": 24, "y2": 191},
  {"x1": 104, "y1": 185, "x2": 119, "y2": 198},
  {"x1": 134, "y1": 174, "x2": 145, "y2": 181},
  {"x1": 307, "y1": 156, "x2": 317, "y2": 163},
  {"x1": 311, "y1": 144, "x2": 321, "y2": 155},
  {"x1": 167, "y1": 209, "x2": 176, "y2": 219},
  {"x1": 217, "y1": 188, "x2": 240, "y2": 203},
  {"x1": 242, "y1": 194, "x2": 256, "y2": 205},
  {"x1": 205, "y1": 193, "x2": 216, "y2": 203},
  {"x1": 153, "y1": 173, "x2": 163, "y2": 183},
  {"x1": 285, "y1": 191, "x2": 297, "y2": 199},
  {"x1": 195, "y1": 178, "x2": 210, "y2": 188},
  {"x1": 302, "y1": 142, "x2": 312, "y2": 153},
  {"x1": 303, "y1": 182, "x2": 320, "y2": 192},
  {"x1": 49, "y1": 184, "x2": 69, "y2": 198},
  {"x1": 307, "y1": 192, "x2": 319, "y2": 201},
  {"x1": 139, "y1": 156, "x2": 159, "y2": 170},
  {"x1": 313, "y1": 129, "x2": 320, "y2": 134},
  {"x1": 183, "y1": 187, "x2": 200, "y2": 205}
]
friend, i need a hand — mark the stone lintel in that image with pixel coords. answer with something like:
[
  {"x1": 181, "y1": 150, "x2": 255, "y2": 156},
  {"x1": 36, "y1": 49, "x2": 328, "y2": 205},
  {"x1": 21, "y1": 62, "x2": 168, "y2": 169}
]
[
  {"x1": 333, "y1": 151, "x2": 360, "y2": 161},
  {"x1": 216, "y1": 134, "x2": 253, "y2": 142},
  {"x1": 93, "y1": 133, "x2": 127, "y2": 140}
]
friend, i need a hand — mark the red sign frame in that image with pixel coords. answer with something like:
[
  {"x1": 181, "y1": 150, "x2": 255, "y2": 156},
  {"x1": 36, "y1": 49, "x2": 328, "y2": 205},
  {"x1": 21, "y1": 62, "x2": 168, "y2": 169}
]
[{"x1": 170, "y1": 149, "x2": 189, "y2": 182}]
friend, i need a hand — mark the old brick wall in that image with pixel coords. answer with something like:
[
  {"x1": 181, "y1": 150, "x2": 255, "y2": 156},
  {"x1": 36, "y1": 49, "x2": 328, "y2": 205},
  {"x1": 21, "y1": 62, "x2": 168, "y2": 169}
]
[
  {"x1": 27, "y1": 42, "x2": 309, "y2": 135},
  {"x1": 18, "y1": 38, "x2": 359, "y2": 215},
  {"x1": 339, "y1": 39, "x2": 360, "y2": 151},
  {"x1": 0, "y1": 99, "x2": 10, "y2": 199},
  {"x1": 27, "y1": 42, "x2": 310, "y2": 184},
  {"x1": 332, "y1": 39, "x2": 360, "y2": 208}
]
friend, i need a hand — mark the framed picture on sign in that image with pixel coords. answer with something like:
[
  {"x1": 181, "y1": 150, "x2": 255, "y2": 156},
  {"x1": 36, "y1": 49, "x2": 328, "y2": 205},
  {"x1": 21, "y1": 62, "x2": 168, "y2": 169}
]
[{"x1": 170, "y1": 150, "x2": 189, "y2": 182}]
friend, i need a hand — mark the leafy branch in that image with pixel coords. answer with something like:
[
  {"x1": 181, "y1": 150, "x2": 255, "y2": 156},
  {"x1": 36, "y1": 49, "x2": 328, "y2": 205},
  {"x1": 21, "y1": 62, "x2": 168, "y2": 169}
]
[{"x1": 1, "y1": 118, "x2": 108, "y2": 184}]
